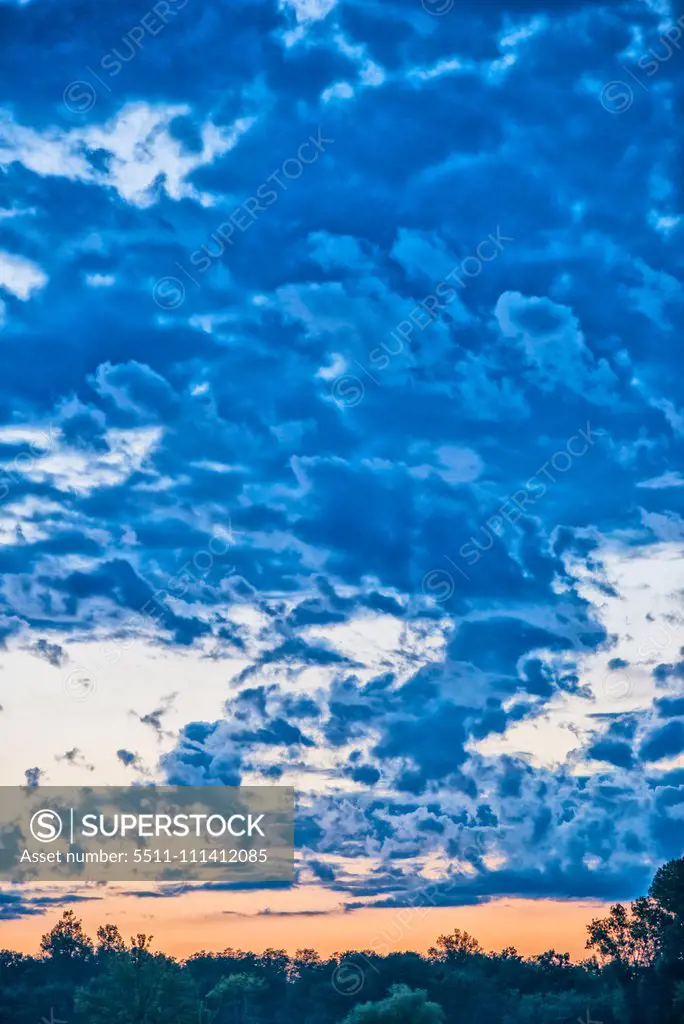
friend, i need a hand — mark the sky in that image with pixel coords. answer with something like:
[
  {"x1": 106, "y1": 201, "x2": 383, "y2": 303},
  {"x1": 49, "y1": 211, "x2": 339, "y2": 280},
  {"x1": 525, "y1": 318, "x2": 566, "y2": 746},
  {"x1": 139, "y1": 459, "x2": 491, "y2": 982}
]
[{"x1": 0, "y1": 0, "x2": 683, "y2": 961}]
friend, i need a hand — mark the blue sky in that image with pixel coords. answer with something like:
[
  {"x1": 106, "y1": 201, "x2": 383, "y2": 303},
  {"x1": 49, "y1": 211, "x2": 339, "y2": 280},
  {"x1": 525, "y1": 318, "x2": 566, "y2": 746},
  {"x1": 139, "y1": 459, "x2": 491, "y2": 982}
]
[{"x1": 0, "y1": 0, "x2": 683, "y2": 929}]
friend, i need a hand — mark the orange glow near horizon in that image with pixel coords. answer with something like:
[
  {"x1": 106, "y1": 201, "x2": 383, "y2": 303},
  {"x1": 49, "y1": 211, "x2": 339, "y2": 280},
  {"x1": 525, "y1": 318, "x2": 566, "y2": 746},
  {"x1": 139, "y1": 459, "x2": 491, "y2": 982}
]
[{"x1": 0, "y1": 892, "x2": 609, "y2": 962}]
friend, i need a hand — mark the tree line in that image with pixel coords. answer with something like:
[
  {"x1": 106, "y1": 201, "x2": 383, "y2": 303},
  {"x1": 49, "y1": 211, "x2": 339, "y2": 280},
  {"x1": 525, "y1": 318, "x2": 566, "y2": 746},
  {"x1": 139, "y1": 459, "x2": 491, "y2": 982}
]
[{"x1": 2, "y1": 857, "x2": 684, "y2": 1023}]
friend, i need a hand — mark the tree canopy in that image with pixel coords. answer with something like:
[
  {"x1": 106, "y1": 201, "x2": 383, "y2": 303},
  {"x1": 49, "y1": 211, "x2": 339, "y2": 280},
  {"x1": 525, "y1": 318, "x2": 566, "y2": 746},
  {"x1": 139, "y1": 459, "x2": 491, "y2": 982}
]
[{"x1": 3, "y1": 857, "x2": 684, "y2": 1024}]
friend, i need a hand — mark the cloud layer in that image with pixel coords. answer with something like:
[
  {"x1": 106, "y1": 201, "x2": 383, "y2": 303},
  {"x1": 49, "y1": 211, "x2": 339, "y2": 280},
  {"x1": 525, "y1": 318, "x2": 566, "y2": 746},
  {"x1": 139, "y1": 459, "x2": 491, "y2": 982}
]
[{"x1": 0, "y1": 0, "x2": 683, "y2": 914}]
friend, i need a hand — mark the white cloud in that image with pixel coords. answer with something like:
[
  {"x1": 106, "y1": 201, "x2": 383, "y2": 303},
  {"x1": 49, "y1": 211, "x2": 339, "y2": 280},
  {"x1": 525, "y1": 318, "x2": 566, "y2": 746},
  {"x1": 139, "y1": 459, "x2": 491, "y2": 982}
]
[
  {"x1": 0, "y1": 204, "x2": 37, "y2": 220},
  {"x1": 499, "y1": 16, "x2": 547, "y2": 49},
  {"x1": 478, "y1": 541, "x2": 684, "y2": 768},
  {"x1": 649, "y1": 395, "x2": 684, "y2": 436},
  {"x1": 0, "y1": 103, "x2": 255, "y2": 208},
  {"x1": 0, "y1": 249, "x2": 47, "y2": 299},
  {"x1": 0, "y1": 422, "x2": 54, "y2": 446},
  {"x1": 408, "y1": 444, "x2": 484, "y2": 485},
  {"x1": 0, "y1": 639, "x2": 237, "y2": 786},
  {"x1": 25, "y1": 426, "x2": 162, "y2": 494},
  {"x1": 320, "y1": 33, "x2": 386, "y2": 100},
  {"x1": 85, "y1": 273, "x2": 115, "y2": 287},
  {"x1": 321, "y1": 81, "x2": 355, "y2": 103},
  {"x1": 279, "y1": 0, "x2": 337, "y2": 25},
  {"x1": 640, "y1": 510, "x2": 684, "y2": 543},
  {"x1": 637, "y1": 471, "x2": 684, "y2": 489},
  {"x1": 407, "y1": 58, "x2": 470, "y2": 83}
]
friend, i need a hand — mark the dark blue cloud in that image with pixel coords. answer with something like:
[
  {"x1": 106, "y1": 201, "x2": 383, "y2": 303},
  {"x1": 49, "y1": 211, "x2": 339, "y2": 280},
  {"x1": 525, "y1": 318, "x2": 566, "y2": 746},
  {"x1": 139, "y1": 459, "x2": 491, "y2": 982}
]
[
  {"x1": 640, "y1": 721, "x2": 684, "y2": 763},
  {"x1": 586, "y1": 739, "x2": 635, "y2": 770},
  {"x1": 0, "y1": 890, "x2": 101, "y2": 920},
  {"x1": 655, "y1": 696, "x2": 684, "y2": 718}
]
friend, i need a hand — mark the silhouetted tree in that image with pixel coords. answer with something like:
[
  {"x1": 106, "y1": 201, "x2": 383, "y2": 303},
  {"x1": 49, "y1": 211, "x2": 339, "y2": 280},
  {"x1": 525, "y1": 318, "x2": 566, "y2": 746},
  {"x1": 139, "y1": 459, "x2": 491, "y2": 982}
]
[
  {"x1": 40, "y1": 910, "x2": 94, "y2": 963},
  {"x1": 586, "y1": 897, "x2": 669, "y2": 974},
  {"x1": 76, "y1": 935, "x2": 198, "y2": 1024},
  {"x1": 96, "y1": 923, "x2": 127, "y2": 956},
  {"x1": 205, "y1": 972, "x2": 266, "y2": 1024},
  {"x1": 428, "y1": 929, "x2": 483, "y2": 964},
  {"x1": 342, "y1": 984, "x2": 445, "y2": 1024},
  {"x1": 11, "y1": 861, "x2": 684, "y2": 1024}
]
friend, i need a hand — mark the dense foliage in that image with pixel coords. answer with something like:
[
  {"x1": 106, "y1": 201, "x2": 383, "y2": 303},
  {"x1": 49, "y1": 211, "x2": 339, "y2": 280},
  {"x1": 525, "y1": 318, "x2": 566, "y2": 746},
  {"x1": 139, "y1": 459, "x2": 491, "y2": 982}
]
[{"x1": 4, "y1": 859, "x2": 684, "y2": 1024}]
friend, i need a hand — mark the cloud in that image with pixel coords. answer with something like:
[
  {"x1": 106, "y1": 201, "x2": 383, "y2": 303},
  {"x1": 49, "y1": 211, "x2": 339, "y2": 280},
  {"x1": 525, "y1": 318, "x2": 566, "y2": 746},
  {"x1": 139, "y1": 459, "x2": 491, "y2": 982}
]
[
  {"x1": 0, "y1": 103, "x2": 254, "y2": 208},
  {"x1": 494, "y1": 292, "x2": 618, "y2": 402},
  {"x1": 0, "y1": 0, "x2": 682, "y2": 912},
  {"x1": 0, "y1": 250, "x2": 47, "y2": 299},
  {"x1": 586, "y1": 738, "x2": 635, "y2": 769},
  {"x1": 0, "y1": 890, "x2": 101, "y2": 921},
  {"x1": 30, "y1": 638, "x2": 67, "y2": 667},
  {"x1": 640, "y1": 721, "x2": 684, "y2": 763},
  {"x1": 280, "y1": 0, "x2": 337, "y2": 24},
  {"x1": 637, "y1": 471, "x2": 684, "y2": 489}
]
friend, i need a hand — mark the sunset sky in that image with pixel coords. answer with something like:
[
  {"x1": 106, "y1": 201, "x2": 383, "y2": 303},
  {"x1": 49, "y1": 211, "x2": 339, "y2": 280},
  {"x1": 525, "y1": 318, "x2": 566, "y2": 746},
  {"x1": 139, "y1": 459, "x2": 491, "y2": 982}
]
[{"x1": 0, "y1": 0, "x2": 683, "y2": 961}]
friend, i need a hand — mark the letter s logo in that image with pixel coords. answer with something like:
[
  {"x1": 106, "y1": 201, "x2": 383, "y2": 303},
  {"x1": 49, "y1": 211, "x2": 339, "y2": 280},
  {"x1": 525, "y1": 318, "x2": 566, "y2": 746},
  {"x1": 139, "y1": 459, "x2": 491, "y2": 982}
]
[{"x1": 30, "y1": 809, "x2": 63, "y2": 843}]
